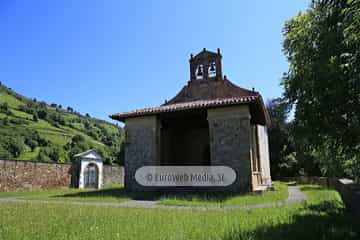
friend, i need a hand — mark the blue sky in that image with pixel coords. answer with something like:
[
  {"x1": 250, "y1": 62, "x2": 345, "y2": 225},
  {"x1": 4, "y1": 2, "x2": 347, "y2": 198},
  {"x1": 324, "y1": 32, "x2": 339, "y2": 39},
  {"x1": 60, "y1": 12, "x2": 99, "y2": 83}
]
[{"x1": 0, "y1": 1, "x2": 309, "y2": 123}]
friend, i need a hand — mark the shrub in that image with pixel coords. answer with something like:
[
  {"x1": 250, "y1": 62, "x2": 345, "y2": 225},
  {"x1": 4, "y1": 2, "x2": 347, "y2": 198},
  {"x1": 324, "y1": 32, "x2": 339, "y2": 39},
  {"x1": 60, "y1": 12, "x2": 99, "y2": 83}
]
[
  {"x1": 18, "y1": 105, "x2": 34, "y2": 114},
  {"x1": 37, "y1": 109, "x2": 47, "y2": 119},
  {"x1": 7, "y1": 137, "x2": 25, "y2": 158},
  {"x1": 9, "y1": 118, "x2": 28, "y2": 125},
  {"x1": 47, "y1": 146, "x2": 67, "y2": 162},
  {"x1": 37, "y1": 148, "x2": 50, "y2": 161},
  {"x1": 26, "y1": 140, "x2": 38, "y2": 152},
  {"x1": 0, "y1": 102, "x2": 12, "y2": 115},
  {"x1": 0, "y1": 145, "x2": 12, "y2": 159},
  {"x1": 2, "y1": 117, "x2": 9, "y2": 126},
  {"x1": 32, "y1": 114, "x2": 38, "y2": 122}
]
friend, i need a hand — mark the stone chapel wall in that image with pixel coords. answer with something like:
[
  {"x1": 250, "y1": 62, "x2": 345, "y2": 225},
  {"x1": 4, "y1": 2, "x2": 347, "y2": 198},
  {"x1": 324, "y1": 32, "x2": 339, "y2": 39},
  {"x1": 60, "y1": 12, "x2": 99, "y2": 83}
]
[
  {"x1": 207, "y1": 105, "x2": 252, "y2": 193},
  {"x1": 124, "y1": 116, "x2": 160, "y2": 191}
]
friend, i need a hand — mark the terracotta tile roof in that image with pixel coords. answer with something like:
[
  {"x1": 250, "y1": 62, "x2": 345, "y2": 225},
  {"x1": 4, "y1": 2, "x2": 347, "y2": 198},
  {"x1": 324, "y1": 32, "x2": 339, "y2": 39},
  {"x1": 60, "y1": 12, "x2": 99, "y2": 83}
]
[
  {"x1": 109, "y1": 96, "x2": 259, "y2": 122},
  {"x1": 165, "y1": 79, "x2": 258, "y2": 105}
]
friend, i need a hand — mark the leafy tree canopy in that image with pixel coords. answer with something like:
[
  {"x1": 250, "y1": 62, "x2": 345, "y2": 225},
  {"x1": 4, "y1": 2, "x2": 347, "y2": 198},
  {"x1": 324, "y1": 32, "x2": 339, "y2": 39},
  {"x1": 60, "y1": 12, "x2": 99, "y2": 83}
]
[{"x1": 282, "y1": 0, "x2": 360, "y2": 180}]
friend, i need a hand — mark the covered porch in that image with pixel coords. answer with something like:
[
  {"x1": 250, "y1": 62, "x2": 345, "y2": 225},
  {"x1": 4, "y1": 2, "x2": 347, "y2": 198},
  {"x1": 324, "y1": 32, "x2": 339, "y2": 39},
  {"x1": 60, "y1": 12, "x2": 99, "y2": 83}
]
[{"x1": 120, "y1": 100, "x2": 271, "y2": 193}]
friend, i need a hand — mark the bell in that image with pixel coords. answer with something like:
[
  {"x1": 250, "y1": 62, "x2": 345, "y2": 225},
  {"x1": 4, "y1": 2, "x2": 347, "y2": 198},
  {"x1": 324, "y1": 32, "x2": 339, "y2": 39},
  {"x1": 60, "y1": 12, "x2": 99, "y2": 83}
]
[
  {"x1": 197, "y1": 65, "x2": 203, "y2": 76},
  {"x1": 210, "y1": 63, "x2": 215, "y2": 72}
]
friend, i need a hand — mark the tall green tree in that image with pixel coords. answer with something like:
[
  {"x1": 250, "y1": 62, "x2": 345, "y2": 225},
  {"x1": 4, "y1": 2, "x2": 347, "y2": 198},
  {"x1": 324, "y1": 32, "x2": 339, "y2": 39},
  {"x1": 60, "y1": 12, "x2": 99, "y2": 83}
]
[
  {"x1": 266, "y1": 98, "x2": 297, "y2": 178},
  {"x1": 282, "y1": 0, "x2": 360, "y2": 180}
]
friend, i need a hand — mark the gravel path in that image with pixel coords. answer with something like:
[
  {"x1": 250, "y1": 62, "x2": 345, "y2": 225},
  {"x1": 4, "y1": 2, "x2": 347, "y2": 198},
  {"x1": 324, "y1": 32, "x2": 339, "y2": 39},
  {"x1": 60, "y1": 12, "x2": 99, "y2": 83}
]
[{"x1": 0, "y1": 186, "x2": 306, "y2": 211}]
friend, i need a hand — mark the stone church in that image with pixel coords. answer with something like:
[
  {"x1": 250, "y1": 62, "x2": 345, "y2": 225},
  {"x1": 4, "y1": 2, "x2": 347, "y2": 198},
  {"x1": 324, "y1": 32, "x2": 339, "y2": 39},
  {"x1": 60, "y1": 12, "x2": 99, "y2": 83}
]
[{"x1": 110, "y1": 48, "x2": 271, "y2": 193}]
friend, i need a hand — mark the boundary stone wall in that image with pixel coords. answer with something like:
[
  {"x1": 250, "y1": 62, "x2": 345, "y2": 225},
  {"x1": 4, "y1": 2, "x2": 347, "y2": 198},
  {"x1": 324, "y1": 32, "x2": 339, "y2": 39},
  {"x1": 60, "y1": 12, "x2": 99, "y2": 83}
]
[
  {"x1": 330, "y1": 178, "x2": 360, "y2": 218},
  {"x1": 0, "y1": 159, "x2": 123, "y2": 192},
  {"x1": 0, "y1": 159, "x2": 72, "y2": 192},
  {"x1": 103, "y1": 164, "x2": 124, "y2": 187},
  {"x1": 280, "y1": 176, "x2": 329, "y2": 187}
]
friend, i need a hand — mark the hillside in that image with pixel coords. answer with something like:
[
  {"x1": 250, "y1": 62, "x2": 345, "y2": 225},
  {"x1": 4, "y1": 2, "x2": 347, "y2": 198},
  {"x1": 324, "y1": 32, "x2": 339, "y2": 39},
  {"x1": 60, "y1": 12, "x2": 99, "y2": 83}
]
[{"x1": 0, "y1": 82, "x2": 124, "y2": 164}]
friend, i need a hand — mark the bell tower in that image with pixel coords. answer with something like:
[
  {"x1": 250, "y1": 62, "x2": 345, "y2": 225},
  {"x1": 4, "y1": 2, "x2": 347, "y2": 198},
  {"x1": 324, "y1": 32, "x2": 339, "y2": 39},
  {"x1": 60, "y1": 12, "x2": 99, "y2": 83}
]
[{"x1": 189, "y1": 48, "x2": 223, "y2": 82}]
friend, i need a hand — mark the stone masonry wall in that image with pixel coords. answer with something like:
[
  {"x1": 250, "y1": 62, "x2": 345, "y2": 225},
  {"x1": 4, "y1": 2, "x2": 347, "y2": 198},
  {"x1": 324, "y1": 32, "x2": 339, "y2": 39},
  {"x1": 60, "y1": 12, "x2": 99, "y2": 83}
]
[
  {"x1": 0, "y1": 159, "x2": 124, "y2": 192},
  {"x1": 0, "y1": 159, "x2": 73, "y2": 192},
  {"x1": 123, "y1": 107, "x2": 253, "y2": 193},
  {"x1": 208, "y1": 106, "x2": 252, "y2": 193},
  {"x1": 103, "y1": 164, "x2": 124, "y2": 186},
  {"x1": 124, "y1": 116, "x2": 160, "y2": 191}
]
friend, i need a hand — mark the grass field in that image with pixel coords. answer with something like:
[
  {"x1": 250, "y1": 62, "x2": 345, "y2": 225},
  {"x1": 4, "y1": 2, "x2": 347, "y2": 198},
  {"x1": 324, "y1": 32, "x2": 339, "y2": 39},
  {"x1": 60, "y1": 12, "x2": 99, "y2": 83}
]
[
  {"x1": 0, "y1": 182, "x2": 287, "y2": 206},
  {"x1": 0, "y1": 185, "x2": 358, "y2": 240},
  {"x1": 0, "y1": 185, "x2": 131, "y2": 203},
  {"x1": 160, "y1": 182, "x2": 288, "y2": 207}
]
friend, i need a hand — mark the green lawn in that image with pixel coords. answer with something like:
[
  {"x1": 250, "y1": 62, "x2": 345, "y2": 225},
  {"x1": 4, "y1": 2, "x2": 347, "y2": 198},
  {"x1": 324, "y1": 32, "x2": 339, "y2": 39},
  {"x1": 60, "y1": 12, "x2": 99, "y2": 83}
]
[
  {"x1": 0, "y1": 182, "x2": 287, "y2": 206},
  {"x1": 0, "y1": 185, "x2": 358, "y2": 240},
  {"x1": 0, "y1": 185, "x2": 131, "y2": 203},
  {"x1": 160, "y1": 182, "x2": 288, "y2": 207}
]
